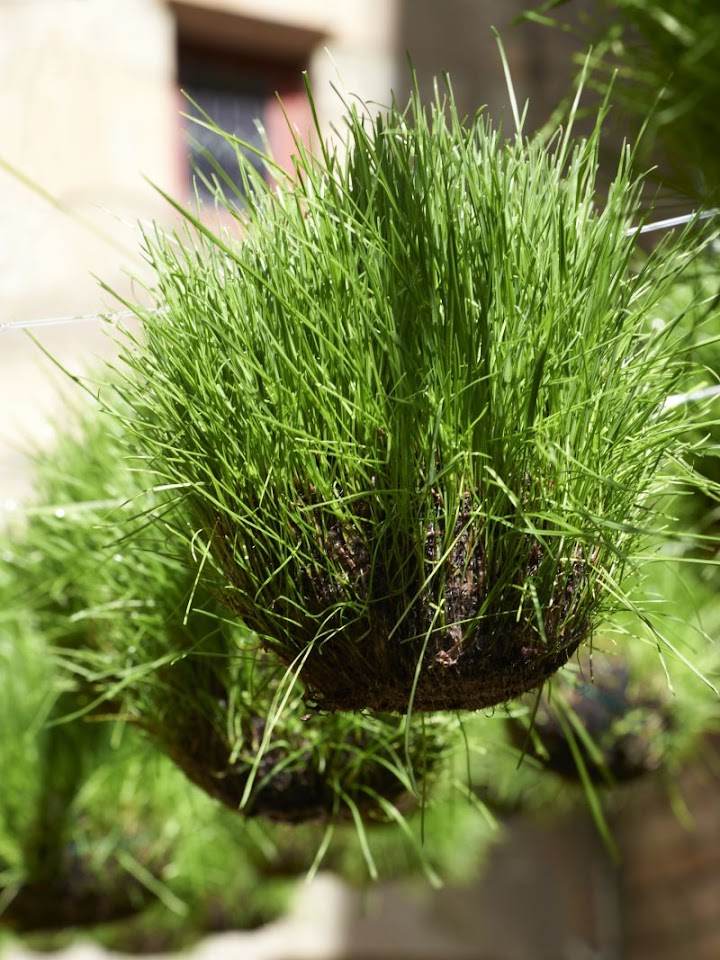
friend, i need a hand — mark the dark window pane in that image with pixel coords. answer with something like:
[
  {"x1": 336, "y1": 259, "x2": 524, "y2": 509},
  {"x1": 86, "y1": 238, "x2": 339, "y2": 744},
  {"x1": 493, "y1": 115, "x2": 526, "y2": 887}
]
[{"x1": 181, "y1": 69, "x2": 268, "y2": 203}]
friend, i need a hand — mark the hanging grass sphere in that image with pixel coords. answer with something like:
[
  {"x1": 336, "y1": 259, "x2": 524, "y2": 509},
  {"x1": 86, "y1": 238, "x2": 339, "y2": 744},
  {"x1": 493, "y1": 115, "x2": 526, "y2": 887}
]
[
  {"x1": 110, "y1": 73, "x2": 715, "y2": 714},
  {"x1": 0, "y1": 572, "x2": 299, "y2": 944},
  {"x1": 510, "y1": 654, "x2": 673, "y2": 785},
  {"x1": 8, "y1": 396, "x2": 453, "y2": 827}
]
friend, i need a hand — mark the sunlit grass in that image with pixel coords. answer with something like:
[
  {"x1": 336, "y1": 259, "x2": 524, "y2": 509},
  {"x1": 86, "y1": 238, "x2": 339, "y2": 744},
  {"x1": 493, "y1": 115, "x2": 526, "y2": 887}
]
[{"x1": 105, "y1": 68, "x2": 718, "y2": 715}]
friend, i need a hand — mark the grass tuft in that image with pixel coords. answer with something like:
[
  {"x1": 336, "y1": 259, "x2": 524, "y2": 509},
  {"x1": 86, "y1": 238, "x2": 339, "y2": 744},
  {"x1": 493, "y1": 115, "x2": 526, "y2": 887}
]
[{"x1": 106, "y1": 69, "x2": 718, "y2": 714}]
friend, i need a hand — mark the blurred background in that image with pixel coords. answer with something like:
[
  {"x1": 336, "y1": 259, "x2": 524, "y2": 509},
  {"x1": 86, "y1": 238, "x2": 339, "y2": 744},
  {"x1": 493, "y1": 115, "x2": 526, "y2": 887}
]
[{"x1": 2, "y1": 2, "x2": 719, "y2": 958}]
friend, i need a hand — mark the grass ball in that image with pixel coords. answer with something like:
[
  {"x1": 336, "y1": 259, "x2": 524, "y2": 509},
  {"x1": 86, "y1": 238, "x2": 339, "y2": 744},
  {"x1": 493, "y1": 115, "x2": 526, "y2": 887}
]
[
  {"x1": 109, "y1": 72, "x2": 715, "y2": 713},
  {"x1": 8, "y1": 395, "x2": 454, "y2": 826}
]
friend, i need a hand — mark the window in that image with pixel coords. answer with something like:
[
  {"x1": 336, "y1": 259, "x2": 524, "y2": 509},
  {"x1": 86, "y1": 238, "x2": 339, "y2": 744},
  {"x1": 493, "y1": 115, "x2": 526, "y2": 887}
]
[{"x1": 177, "y1": 41, "x2": 311, "y2": 205}]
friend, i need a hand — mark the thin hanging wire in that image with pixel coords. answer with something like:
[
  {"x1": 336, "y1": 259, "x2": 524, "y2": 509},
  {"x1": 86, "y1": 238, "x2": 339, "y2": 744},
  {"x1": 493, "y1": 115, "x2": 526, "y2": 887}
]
[
  {"x1": 663, "y1": 383, "x2": 720, "y2": 411},
  {"x1": 0, "y1": 307, "x2": 164, "y2": 335},
  {"x1": 625, "y1": 208, "x2": 719, "y2": 237}
]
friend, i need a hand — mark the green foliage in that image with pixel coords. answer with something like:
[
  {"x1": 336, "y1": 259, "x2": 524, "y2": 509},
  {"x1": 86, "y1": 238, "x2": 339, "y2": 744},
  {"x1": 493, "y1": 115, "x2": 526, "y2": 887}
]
[
  {"x1": 5, "y1": 391, "x2": 463, "y2": 867},
  {"x1": 0, "y1": 596, "x2": 295, "y2": 947},
  {"x1": 0, "y1": 606, "x2": 59, "y2": 901},
  {"x1": 662, "y1": 255, "x2": 720, "y2": 512},
  {"x1": 467, "y1": 548, "x2": 720, "y2": 832},
  {"x1": 528, "y1": 0, "x2": 720, "y2": 204},
  {"x1": 0, "y1": 414, "x2": 494, "y2": 950},
  {"x1": 0, "y1": 503, "x2": 493, "y2": 952},
  {"x1": 108, "y1": 72, "x2": 716, "y2": 714}
]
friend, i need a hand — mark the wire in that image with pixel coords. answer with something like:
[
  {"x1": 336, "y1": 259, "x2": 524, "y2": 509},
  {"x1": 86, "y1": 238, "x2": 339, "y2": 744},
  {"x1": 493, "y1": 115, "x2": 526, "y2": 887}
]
[
  {"x1": 663, "y1": 383, "x2": 720, "y2": 411},
  {"x1": 625, "y1": 208, "x2": 719, "y2": 237},
  {"x1": 0, "y1": 311, "x2": 120, "y2": 334},
  {"x1": 0, "y1": 308, "x2": 162, "y2": 335}
]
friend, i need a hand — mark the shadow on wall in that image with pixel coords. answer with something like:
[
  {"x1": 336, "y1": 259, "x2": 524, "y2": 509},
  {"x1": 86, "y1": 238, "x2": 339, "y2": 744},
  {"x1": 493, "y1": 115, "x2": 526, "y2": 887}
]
[{"x1": 394, "y1": 0, "x2": 588, "y2": 132}]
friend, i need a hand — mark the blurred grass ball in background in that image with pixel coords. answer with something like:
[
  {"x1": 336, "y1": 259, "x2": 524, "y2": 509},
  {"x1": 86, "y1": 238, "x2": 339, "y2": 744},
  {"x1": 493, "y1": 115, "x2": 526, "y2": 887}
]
[{"x1": 4, "y1": 394, "x2": 458, "y2": 845}]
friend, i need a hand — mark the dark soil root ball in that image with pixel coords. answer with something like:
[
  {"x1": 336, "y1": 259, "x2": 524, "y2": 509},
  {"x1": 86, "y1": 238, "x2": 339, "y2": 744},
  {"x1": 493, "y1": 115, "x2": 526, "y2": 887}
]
[
  {"x1": 162, "y1": 742, "x2": 330, "y2": 823},
  {"x1": 219, "y1": 495, "x2": 599, "y2": 713},
  {"x1": 151, "y1": 706, "x2": 429, "y2": 824},
  {"x1": 511, "y1": 657, "x2": 672, "y2": 783},
  {"x1": 163, "y1": 726, "x2": 412, "y2": 824},
  {"x1": 4, "y1": 848, "x2": 154, "y2": 933}
]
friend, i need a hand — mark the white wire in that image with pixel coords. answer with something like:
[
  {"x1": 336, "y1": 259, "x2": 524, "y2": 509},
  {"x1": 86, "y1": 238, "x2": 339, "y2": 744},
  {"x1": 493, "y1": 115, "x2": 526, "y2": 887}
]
[
  {"x1": 0, "y1": 307, "x2": 163, "y2": 335},
  {"x1": 0, "y1": 311, "x2": 121, "y2": 335},
  {"x1": 663, "y1": 383, "x2": 720, "y2": 411},
  {"x1": 625, "y1": 208, "x2": 719, "y2": 237}
]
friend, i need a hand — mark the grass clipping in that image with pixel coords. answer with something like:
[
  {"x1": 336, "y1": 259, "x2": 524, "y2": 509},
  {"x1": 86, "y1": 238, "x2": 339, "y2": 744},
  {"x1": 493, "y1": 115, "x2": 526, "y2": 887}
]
[{"x1": 111, "y1": 75, "x2": 713, "y2": 713}]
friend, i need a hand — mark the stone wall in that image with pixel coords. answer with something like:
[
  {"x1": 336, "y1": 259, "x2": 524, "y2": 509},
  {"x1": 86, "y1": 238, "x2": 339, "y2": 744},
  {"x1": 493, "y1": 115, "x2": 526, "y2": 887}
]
[{"x1": 614, "y1": 742, "x2": 720, "y2": 960}]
